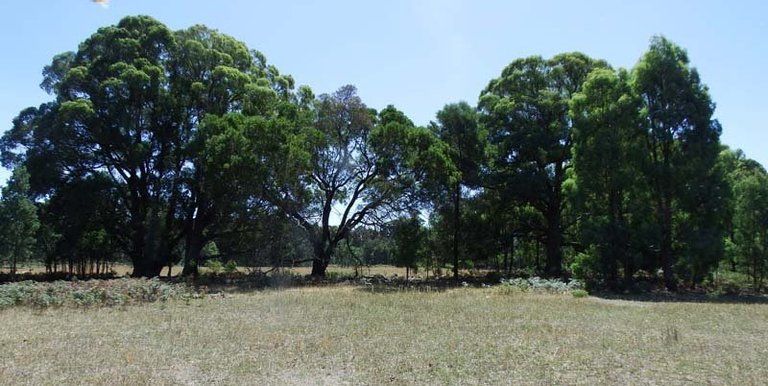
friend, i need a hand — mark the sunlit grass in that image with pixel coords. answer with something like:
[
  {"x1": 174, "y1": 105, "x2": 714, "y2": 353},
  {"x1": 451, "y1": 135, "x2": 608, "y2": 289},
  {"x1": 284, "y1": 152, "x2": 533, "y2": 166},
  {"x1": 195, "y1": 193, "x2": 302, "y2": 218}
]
[{"x1": 1, "y1": 286, "x2": 766, "y2": 385}]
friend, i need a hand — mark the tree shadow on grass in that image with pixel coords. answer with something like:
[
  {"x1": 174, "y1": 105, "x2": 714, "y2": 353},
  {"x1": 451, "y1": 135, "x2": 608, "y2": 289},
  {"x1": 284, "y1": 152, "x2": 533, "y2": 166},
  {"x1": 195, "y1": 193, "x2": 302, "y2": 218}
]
[{"x1": 590, "y1": 291, "x2": 768, "y2": 305}]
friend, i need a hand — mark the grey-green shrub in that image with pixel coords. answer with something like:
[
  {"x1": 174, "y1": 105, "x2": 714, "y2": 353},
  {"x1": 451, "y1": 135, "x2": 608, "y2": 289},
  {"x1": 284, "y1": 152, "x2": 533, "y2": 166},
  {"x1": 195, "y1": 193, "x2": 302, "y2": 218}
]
[
  {"x1": 497, "y1": 277, "x2": 584, "y2": 294},
  {"x1": 0, "y1": 278, "x2": 200, "y2": 310}
]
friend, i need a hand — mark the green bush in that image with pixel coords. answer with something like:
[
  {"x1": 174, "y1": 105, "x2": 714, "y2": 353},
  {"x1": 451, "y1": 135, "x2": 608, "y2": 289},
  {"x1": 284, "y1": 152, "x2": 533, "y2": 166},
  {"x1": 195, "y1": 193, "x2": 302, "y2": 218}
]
[
  {"x1": 707, "y1": 270, "x2": 755, "y2": 295},
  {"x1": 571, "y1": 289, "x2": 589, "y2": 298},
  {"x1": 569, "y1": 247, "x2": 600, "y2": 284},
  {"x1": 224, "y1": 260, "x2": 238, "y2": 274},
  {"x1": 205, "y1": 259, "x2": 223, "y2": 275}
]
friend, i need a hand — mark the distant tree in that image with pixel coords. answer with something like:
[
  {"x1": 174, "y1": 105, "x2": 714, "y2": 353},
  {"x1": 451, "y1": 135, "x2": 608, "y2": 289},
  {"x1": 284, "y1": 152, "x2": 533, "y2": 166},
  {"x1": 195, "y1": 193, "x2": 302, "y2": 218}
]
[
  {"x1": 480, "y1": 53, "x2": 607, "y2": 277},
  {"x1": 0, "y1": 167, "x2": 40, "y2": 274},
  {"x1": 391, "y1": 214, "x2": 426, "y2": 280},
  {"x1": 731, "y1": 157, "x2": 768, "y2": 288},
  {"x1": 333, "y1": 226, "x2": 396, "y2": 268},
  {"x1": 38, "y1": 173, "x2": 124, "y2": 274},
  {"x1": 734, "y1": 172, "x2": 768, "y2": 288}
]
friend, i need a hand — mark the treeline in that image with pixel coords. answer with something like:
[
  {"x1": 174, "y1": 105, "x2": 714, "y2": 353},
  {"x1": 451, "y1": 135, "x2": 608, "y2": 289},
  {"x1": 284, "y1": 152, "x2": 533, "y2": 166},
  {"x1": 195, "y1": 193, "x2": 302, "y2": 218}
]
[{"x1": 0, "y1": 16, "x2": 766, "y2": 291}]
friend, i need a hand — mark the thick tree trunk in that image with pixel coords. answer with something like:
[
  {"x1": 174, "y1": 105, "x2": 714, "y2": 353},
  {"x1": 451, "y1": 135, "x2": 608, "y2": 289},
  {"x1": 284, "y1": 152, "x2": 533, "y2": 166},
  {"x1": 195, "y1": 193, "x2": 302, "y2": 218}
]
[
  {"x1": 131, "y1": 221, "x2": 167, "y2": 278},
  {"x1": 181, "y1": 231, "x2": 203, "y2": 277},
  {"x1": 129, "y1": 213, "x2": 152, "y2": 277},
  {"x1": 131, "y1": 255, "x2": 165, "y2": 278},
  {"x1": 310, "y1": 241, "x2": 333, "y2": 277},
  {"x1": 181, "y1": 203, "x2": 210, "y2": 278},
  {"x1": 310, "y1": 254, "x2": 330, "y2": 277}
]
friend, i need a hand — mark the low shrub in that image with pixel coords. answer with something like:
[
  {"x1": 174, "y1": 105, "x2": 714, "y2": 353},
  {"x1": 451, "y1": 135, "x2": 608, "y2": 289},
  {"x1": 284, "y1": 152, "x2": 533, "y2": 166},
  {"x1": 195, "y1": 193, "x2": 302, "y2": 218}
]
[
  {"x1": 0, "y1": 278, "x2": 200, "y2": 310},
  {"x1": 571, "y1": 289, "x2": 589, "y2": 298},
  {"x1": 224, "y1": 260, "x2": 238, "y2": 274},
  {"x1": 205, "y1": 259, "x2": 223, "y2": 275},
  {"x1": 706, "y1": 270, "x2": 759, "y2": 295},
  {"x1": 496, "y1": 277, "x2": 584, "y2": 295}
]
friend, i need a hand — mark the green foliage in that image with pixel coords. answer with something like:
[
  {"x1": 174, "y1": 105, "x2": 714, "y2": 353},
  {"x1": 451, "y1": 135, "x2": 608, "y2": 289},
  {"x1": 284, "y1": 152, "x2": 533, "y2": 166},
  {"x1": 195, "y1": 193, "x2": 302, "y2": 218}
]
[
  {"x1": 730, "y1": 159, "x2": 768, "y2": 288},
  {"x1": 427, "y1": 102, "x2": 485, "y2": 280},
  {"x1": 201, "y1": 241, "x2": 220, "y2": 258},
  {"x1": 0, "y1": 16, "x2": 755, "y2": 294},
  {"x1": 1, "y1": 16, "x2": 305, "y2": 278},
  {"x1": 205, "y1": 259, "x2": 223, "y2": 275},
  {"x1": 433, "y1": 101, "x2": 484, "y2": 187},
  {"x1": 333, "y1": 227, "x2": 395, "y2": 267},
  {"x1": 569, "y1": 247, "x2": 601, "y2": 285},
  {"x1": 224, "y1": 260, "x2": 238, "y2": 274},
  {"x1": 632, "y1": 36, "x2": 725, "y2": 290},
  {"x1": 570, "y1": 67, "x2": 643, "y2": 289},
  {"x1": 0, "y1": 167, "x2": 40, "y2": 274},
  {"x1": 263, "y1": 86, "x2": 434, "y2": 277},
  {"x1": 708, "y1": 270, "x2": 755, "y2": 295},
  {"x1": 571, "y1": 289, "x2": 589, "y2": 298},
  {"x1": 480, "y1": 52, "x2": 608, "y2": 277},
  {"x1": 391, "y1": 215, "x2": 427, "y2": 278}
]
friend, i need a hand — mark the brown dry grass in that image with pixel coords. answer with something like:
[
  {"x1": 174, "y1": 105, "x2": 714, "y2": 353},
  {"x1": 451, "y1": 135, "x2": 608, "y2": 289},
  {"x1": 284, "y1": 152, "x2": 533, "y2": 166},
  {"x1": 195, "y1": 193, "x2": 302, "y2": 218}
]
[{"x1": 1, "y1": 286, "x2": 767, "y2": 385}]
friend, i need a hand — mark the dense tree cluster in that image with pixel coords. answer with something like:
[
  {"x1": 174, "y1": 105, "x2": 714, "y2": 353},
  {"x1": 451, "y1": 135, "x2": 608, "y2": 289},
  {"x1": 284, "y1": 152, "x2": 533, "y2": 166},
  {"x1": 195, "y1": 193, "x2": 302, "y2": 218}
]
[{"x1": 1, "y1": 16, "x2": 765, "y2": 290}]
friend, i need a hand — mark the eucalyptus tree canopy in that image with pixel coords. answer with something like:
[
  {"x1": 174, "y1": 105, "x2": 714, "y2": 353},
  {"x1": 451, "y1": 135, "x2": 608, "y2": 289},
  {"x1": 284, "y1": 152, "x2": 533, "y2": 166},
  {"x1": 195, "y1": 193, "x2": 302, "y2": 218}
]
[
  {"x1": 479, "y1": 53, "x2": 607, "y2": 277},
  {"x1": 1, "y1": 16, "x2": 301, "y2": 277},
  {"x1": 632, "y1": 36, "x2": 725, "y2": 290},
  {"x1": 569, "y1": 67, "x2": 644, "y2": 288},
  {"x1": 170, "y1": 24, "x2": 303, "y2": 276},
  {"x1": 264, "y1": 85, "x2": 447, "y2": 277},
  {"x1": 432, "y1": 102, "x2": 484, "y2": 280}
]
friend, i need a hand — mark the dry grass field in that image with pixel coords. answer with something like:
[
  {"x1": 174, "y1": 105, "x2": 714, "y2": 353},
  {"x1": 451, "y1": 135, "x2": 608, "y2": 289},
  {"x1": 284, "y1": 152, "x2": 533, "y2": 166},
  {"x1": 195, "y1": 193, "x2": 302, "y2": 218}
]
[{"x1": 1, "y1": 286, "x2": 767, "y2": 385}]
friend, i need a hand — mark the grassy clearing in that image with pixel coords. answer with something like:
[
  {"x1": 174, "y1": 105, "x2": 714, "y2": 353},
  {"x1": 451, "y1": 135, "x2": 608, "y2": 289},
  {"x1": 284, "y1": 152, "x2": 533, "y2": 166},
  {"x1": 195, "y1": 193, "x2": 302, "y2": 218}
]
[{"x1": 1, "y1": 286, "x2": 767, "y2": 385}]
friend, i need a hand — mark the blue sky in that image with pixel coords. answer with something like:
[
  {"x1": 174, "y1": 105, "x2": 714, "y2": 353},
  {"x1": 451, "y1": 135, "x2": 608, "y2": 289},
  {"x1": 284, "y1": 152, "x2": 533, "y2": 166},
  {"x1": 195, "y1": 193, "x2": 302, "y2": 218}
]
[{"x1": 1, "y1": 0, "x2": 766, "y2": 185}]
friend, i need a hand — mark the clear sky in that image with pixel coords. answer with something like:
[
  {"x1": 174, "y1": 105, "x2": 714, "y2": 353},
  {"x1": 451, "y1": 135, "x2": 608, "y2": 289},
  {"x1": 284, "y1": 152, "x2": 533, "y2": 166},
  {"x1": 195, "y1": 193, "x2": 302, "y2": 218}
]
[{"x1": 1, "y1": 0, "x2": 766, "y2": 185}]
